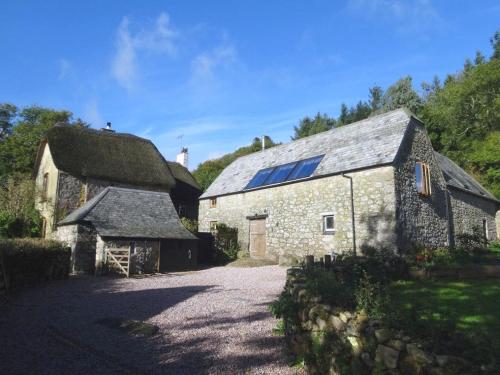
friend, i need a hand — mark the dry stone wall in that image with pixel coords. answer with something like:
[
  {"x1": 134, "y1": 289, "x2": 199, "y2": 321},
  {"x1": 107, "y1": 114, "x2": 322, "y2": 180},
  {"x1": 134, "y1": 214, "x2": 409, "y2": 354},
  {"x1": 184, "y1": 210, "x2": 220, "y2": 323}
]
[
  {"x1": 199, "y1": 166, "x2": 398, "y2": 264},
  {"x1": 285, "y1": 268, "x2": 474, "y2": 374}
]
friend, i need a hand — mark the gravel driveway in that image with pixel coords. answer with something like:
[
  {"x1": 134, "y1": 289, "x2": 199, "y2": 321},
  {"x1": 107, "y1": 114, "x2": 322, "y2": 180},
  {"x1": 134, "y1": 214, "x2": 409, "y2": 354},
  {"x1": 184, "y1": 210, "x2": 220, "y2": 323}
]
[{"x1": 0, "y1": 265, "x2": 301, "y2": 374}]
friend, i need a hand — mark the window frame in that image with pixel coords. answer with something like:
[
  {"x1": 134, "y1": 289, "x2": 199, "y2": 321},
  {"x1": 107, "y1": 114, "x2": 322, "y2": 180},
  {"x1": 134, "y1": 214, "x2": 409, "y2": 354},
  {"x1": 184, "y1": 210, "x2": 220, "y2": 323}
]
[
  {"x1": 42, "y1": 173, "x2": 49, "y2": 201},
  {"x1": 322, "y1": 214, "x2": 335, "y2": 234},
  {"x1": 210, "y1": 198, "x2": 217, "y2": 208},
  {"x1": 209, "y1": 221, "x2": 218, "y2": 233},
  {"x1": 415, "y1": 161, "x2": 432, "y2": 196}
]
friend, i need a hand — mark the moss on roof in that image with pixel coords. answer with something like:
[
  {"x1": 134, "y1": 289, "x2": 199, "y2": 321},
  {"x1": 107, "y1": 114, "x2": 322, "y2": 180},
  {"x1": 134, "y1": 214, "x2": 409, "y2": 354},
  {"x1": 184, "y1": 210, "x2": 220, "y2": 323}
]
[
  {"x1": 46, "y1": 125, "x2": 175, "y2": 189},
  {"x1": 167, "y1": 161, "x2": 200, "y2": 190}
]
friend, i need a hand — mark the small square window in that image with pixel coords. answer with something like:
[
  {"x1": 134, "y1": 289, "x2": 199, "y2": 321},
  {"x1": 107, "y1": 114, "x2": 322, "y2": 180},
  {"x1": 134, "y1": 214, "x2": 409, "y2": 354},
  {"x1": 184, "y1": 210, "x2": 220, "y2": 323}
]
[
  {"x1": 209, "y1": 221, "x2": 218, "y2": 233},
  {"x1": 415, "y1": 162, "x2": 431, "y2": 196},
  {"x1": 210, "y1": 198, "x2": 217, "y2": 208},
  {"x1": 323, "y1": 215, "x2": 334, "y2": 234}
]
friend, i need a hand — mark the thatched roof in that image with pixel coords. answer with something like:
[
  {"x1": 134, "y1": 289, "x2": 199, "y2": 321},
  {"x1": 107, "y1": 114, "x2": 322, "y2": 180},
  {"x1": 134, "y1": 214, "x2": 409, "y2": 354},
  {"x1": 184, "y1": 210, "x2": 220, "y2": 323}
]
[
  {"x1": 167, "y1": 161, "x2": 200, "y2": 190},
  {"x1": 37, "y1": 125, "x2": 176, "y2": 189},
  {"x1": 58, "y1": 187, "x2": 197, "y2": 240}
]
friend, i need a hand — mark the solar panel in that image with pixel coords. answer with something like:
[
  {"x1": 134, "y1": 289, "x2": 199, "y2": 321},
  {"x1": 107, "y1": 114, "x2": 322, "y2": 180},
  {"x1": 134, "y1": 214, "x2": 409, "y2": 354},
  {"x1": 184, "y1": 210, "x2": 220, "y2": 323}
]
[
  {"x1": 245, "y1": 155, "x2": 324, "y2": 190},
  {"x1": 245, "y1": 167, "x2": 275, "y2": 189},
  {"x1": 265, "y1": 162, "x2": 297, "y2": 185},
  {"x1": 286, "y1": 155, "x2": 324, "y2": 181}
]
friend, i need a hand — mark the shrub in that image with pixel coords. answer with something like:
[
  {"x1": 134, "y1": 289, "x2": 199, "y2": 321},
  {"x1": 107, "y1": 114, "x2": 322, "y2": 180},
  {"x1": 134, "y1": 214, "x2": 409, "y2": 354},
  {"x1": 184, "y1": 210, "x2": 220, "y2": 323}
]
[
  {"x1": 354, "y1": 270, "x2": 388, "y2": 319},
  {"x1": 180, "y1": 217, "x2": 198, "y2": 234},
  {"x1": 456, "y1": 225, "x2": 488, "y2": 254},
  {"x1": 0, "y1": 176, "x2": 42, "y2": 238},
  {"x1": 213, "y1": 223, "x2": 240, "y2": 264},
  {"x1": 1, "y1": 238, "x2": 70, "y2": 289}
]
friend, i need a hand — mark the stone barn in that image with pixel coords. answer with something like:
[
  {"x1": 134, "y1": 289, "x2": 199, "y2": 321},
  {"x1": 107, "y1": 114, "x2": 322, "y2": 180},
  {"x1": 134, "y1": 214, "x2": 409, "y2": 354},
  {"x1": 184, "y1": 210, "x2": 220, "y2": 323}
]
[
  {"x1": 57, "y1": 187, "x2": 198, "y2": 275},
  {"x1": 198, "y1": 109, "x2": 499, "y2": 264}
]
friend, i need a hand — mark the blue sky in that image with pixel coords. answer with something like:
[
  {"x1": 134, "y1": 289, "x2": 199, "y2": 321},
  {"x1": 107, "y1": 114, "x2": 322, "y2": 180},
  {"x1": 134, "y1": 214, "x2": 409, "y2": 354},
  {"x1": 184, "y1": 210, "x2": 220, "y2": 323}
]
[{"x1": 0, "y1": 1, "x2": 498, "y2": 169}]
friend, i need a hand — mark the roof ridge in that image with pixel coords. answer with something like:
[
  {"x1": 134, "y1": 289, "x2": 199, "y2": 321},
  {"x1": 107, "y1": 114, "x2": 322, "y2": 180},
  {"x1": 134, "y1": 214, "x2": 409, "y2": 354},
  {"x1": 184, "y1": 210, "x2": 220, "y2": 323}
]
[
  {"x1": 107, "y1": 186, "x2": 170, "y2": 195},
  {"x1": 233, "y1": 108, "x2": 410, "y2": 162}
]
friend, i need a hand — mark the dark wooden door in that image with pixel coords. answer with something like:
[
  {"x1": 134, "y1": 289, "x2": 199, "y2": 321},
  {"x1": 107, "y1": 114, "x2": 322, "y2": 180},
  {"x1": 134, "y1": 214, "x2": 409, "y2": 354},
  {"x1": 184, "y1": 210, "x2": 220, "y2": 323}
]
[{"x1": 249, "y1": 219, "x2": 266, "y2": 258}]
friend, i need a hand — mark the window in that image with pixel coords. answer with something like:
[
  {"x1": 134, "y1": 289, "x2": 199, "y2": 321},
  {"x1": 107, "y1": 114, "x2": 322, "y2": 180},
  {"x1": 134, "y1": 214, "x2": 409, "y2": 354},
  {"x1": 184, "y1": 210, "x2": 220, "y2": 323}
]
[
  {"x1": 244, "y1": 155, "x2": 324, "y2": 190},
  {"x1": 483, "y1": 219, "x2": 489, "y2": 240},
  {"x1": 323, "y1": 215, "x2": 335, "y2": 234},
  {"x1": 41, "y1": 218, "x2": 47, "y2": 238},
  {"x1": 415, "y1": 162, "x2": 431, "y2": 196},
  {"x1": 210, "y1": 198, "x2": 217, "y2": 208},
  {"x1": 42, "y1": 173, "x2": 49, "y2": 200},
  {"x1": 130, "y1": 242, "x2": 136, "y2": 255},
  {"x1": 209, "y1": 221, "x2": 218, "y2": 233}
]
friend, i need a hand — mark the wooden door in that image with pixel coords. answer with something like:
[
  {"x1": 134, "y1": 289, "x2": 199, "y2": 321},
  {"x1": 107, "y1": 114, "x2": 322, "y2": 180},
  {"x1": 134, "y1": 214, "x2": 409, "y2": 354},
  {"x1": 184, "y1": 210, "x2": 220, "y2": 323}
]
[{"x1": 249, "y1": 219, "x2": 266, "y2": 258}]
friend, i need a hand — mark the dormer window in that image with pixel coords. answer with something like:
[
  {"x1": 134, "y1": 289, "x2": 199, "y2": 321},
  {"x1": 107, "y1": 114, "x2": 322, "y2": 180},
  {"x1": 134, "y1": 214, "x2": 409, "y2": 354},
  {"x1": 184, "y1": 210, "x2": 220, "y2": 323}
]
[
  {"x1": 42, "y1": 173, "x2": 49, "y2": 200},
  {"x1": 415, "y1": 162, "x2": 431, "y2": 196}
]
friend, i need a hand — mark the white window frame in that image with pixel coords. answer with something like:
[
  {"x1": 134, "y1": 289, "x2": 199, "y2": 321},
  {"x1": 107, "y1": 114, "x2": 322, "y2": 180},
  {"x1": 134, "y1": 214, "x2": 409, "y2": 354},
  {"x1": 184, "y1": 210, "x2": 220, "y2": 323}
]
[{"x1": 323, "y1": 214, "x2": 335, "y2": 234}]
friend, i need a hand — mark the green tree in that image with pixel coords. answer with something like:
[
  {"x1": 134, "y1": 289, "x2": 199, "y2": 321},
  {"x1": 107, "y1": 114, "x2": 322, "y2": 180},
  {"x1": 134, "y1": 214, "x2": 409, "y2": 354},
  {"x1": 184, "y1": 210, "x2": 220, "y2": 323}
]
[
  {"x1": 292, "y1": 112, "x2": 336, "y2": 140},
  {"x1": 491, "y1": 30, "x2": 500, "y2": 60},
  {"x1": 421, "y1": 58, "x2": 500, "y2": 197},
  {"x1": 369, "y1": 86, "x2": 384, "y2": 112},
  {"x1": 0, "y1": 105, "x2": 87, "y2": 180},
  {"x1": 0, "y1": 103, "x2": 17, "y2": 141},
  {"x1": 381, "y1": 76, "x2": 422, "y2": 114}
]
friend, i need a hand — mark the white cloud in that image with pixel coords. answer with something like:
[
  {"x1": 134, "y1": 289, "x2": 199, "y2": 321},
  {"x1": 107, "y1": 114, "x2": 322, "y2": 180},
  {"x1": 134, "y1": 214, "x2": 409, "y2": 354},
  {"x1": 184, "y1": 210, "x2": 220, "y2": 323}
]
[
  {"x1": 191, "y1": 45, "x2": 237, "y2": 82},
  {"x1": 347, "y1": 0, "x2": 443, "y2": 34},
  {"x1": 84, "y1": 98, "x2": 103, "y2": 127},
  {"x1": 111, "y1": 12, "x2": 177, "y2": 91},
  {"x1": 57, "y1": 59, "x2": 71, "y2": 80}
]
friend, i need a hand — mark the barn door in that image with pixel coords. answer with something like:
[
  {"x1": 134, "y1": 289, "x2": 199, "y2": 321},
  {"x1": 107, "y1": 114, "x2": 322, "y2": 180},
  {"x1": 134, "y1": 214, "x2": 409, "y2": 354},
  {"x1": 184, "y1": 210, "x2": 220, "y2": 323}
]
[{"x1": 249, "y1": 219, "x2": 266, "y2": 258}]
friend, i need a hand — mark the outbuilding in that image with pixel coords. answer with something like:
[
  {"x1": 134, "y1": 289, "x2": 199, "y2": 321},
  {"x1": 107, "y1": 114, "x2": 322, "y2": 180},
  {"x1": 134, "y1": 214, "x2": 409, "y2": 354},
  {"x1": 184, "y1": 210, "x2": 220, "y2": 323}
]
[{"x1": 57, "y1": 186, "x2": 198, "y2": 276}]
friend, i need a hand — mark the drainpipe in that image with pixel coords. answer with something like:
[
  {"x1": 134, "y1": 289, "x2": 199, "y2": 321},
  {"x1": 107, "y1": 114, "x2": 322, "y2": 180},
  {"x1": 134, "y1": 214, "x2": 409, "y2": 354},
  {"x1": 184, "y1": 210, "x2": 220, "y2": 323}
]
[
  {"x1": 342, "y1": 174, "x2": 357, "y2": 256},
  {"x1": 444, "y1": 187, "x2": 453, "y2": 248}
]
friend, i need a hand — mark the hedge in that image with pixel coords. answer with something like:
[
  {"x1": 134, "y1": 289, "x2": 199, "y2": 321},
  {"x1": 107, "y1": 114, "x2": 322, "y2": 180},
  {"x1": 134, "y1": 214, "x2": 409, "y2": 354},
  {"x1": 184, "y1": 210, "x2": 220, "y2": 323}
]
[{"x1": 1, "y1": 238, "x2": 70, "y2": 290}]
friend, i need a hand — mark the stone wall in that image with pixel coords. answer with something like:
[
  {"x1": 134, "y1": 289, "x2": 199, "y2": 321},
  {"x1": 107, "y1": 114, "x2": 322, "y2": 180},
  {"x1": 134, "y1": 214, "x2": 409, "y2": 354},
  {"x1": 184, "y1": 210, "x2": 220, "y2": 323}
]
[
  {"x1": 56, "y1": 224, "x2": 97, "y2": 274},
  {"x1": 199, "y1": 166, "x2": 398, "y2": 264},
  {"x1": 448, "y1": 188, "x2": 498, "y2": 242},
  {"x1": 284, "y1": 268, "x2": 474, "y2": 374},
  {"x1": 393, "y1": 120, "x2": 449, "y2": 251}
]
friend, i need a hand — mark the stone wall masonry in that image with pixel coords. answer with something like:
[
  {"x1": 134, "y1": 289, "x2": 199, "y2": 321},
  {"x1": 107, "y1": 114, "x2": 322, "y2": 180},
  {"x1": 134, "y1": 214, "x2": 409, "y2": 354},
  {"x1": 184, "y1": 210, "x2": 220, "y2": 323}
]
[
  {"x1": 284, "y1": 268, "x2": 474, "y2": 374},
  {"x1": 448, "y1": 188, "x2": 498, "y2": 242},
  {"x1": 199, "y1": 166, "x2": 398, "y2": 264},
  {"x1": 393, "y1": 120, "x2": 449, "y2": 251},
  {"x1": 56, "y1": 224, "x2": 97, "y2": 274}
]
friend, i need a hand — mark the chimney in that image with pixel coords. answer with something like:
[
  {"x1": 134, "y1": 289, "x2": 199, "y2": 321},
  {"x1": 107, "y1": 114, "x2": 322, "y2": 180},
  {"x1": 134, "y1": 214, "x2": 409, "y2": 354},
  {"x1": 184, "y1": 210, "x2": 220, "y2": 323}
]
[
  {"x1": 101, "y1": 122, "x2": 115, "y2": 133},
  {"x1": 176, "y1": 147, "x2": 188, "y2": 168},
  {"x1": 261, "y1": 136, "x2": 265, "y2": 151}
]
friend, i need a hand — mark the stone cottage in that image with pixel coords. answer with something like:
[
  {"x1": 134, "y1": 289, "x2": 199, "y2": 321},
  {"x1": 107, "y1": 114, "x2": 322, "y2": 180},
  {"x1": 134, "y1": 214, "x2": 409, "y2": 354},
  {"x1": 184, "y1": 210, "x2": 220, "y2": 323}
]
[
  {"x1": 33, "y1": 123, "x2": 201, "y2": 275},
  {"x1": 198, "y1": 109, "x2": 499, "y2": 264}
]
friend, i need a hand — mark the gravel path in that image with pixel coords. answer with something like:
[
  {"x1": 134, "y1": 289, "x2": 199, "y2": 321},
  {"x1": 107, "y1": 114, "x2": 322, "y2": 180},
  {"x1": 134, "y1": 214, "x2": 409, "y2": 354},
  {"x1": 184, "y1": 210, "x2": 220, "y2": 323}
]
[{"x1": 0, "y1": 266, "x2": 302, "y2": 374}]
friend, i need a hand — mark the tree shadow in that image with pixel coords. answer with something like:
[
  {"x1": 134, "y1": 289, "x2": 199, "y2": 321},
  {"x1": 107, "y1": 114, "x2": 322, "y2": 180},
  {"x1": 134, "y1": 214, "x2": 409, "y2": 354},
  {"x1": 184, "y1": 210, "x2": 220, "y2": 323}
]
[{"x1": 0, "y1": 274, "x2": 294, "y2": 374}]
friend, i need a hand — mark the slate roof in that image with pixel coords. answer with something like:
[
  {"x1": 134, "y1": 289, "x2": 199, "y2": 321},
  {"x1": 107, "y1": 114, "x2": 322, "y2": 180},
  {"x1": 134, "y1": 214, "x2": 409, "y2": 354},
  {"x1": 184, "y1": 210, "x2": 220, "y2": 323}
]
[
  {"x1": 58, "y1": 187, "x2": 197, "y2": 240},
  {"x1": 167, "y1": 161, "x2": 201, "y2": 190},
  {"x1": 35, "y1": 125, "x2": 176, "y2": 189},
  {"x1": 201, "y1": 109, "x2": 412, "y2": 198},
  {"x1": 435, "y1": 152, "x2": 499, "y2": 202}
]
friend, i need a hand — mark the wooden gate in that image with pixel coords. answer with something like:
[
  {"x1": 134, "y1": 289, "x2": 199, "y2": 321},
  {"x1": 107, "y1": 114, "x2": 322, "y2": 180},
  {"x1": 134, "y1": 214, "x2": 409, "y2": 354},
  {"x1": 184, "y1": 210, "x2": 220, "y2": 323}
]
[
  {"x1": 249, "y1": 219, "x2": 266, "y2": 258},
  {"x1": 106, "y1": 247, "x2": 130, "y2": 277}
]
